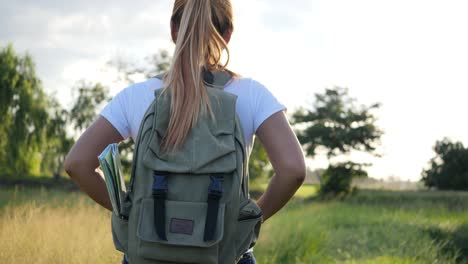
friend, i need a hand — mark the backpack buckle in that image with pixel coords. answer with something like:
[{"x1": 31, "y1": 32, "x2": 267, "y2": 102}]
[
  {"x1": 152, "y1": 172, "x2": 168, "y2": 197},
  {"x1": 208, "y1": 175, "x2": 224, "y2": 198}
]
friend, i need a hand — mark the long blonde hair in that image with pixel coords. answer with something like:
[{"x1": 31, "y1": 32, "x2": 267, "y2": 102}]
[{"x1": 161, "y1": 0, "x2": 234, "y2": 152}]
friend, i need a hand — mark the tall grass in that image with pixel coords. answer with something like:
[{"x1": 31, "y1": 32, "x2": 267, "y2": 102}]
[
  {"x1": 255, "y1": 191, "x2": 468, "y2": 263},
  {"x1": 257, "y1": 183, "x2": 318, "y2": 199},
  {"x1": 0, "y1": 187, "x2": 121, "y2": 264},
  {"x1": 1, "y1": 187, "x2": 467, "y2": 263}
]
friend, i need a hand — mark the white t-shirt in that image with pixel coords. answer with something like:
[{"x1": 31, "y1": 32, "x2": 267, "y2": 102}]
[{"x1": 100, "y1": 77, "x2": 286, "y2": 156}]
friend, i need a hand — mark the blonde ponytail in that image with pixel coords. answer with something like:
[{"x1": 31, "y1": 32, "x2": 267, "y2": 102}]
[{"x1": 161, "y1": 0, "x2": 234, "y2": 152}]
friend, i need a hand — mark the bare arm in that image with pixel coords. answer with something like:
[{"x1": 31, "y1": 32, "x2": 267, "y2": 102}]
[
  {"x1": 255, "y1": 111, "x2": 306, "y2": 222},
  {"x1": 64, "y1": 116, "x2": 124, "y2": 211}
]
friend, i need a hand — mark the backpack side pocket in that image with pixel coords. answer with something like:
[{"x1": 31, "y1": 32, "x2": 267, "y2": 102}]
[
  {"x1": 111, "y1": 213, "x2": 129, "y2": 252},
  {"x1": 235, "y1": 199, "x2": 262, "y2": 258}
]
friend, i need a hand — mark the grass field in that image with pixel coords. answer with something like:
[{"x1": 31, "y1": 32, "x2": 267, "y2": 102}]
[
  {"x1": 1, "y1": 186, "x2": 467, "y2": 263},
  {"x1": 259, "y1": 183, "x2": 318, "y2": 199}
]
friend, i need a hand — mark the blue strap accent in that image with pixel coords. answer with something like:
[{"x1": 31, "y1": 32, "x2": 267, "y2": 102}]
[
  {"x1": 208, "y1": 175, "x2": 224, "y2": 196},
  {"x1": 204, "y1": 174, "x2": 224, "y2": 241},
  {"x1": 153, "y1": 171, "x2": 168, "y2": 241},
  {"x1": 152, "y1": 173, "x2": 168, "y2": 193}
]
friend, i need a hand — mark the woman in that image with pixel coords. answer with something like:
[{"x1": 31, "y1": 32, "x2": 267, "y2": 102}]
[{"x1": 64, "y1": 0, "x2": 305, "y2": 263}]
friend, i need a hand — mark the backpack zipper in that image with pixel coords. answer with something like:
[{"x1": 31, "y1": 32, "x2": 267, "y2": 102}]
[{"x1": 235, "y1": 136, "x2": 248, "y2": 199}]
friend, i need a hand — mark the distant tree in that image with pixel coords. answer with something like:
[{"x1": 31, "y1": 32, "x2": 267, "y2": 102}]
[
  {"x1": 109, "y1": 50, "x2": 172, "y2": 85},
  {"x1": 422, "y1": 138, "x2": 468, "y2": 190},
  {"x1": 305, "y1": 167, "x2": 325, "y2": 184},
  {"x1": 0, "y1": 44, "x2": 50, "y2": 176},
  {"x1": 141, "y1": 51, "x2": 172, "y2": 79},
  {"x1": 293, "y1": 87, "x2": 382, "y2": 158},
  {"x1": 43, "y1": 98, "x2": 74, "y2": 179},
  {"x1": 69, "y1": 81, "x2": 110, "y2": 132},
  {"x1": 320, "y1": 162, "x2": 368, "y2": 198},
  {"x1": 0, "y1": 44, "x2": 79, "y2": 178},
  {"x1": 293, "y1": 87, "x2": 383, "y2": 197}
]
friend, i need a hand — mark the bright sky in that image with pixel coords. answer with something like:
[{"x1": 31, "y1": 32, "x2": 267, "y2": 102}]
[{"x1": 1, "y1": 0, "x2": 467, "y2": 181}]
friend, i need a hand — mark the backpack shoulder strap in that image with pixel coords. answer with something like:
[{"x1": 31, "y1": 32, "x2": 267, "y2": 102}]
[
  {"x1": 153, "y1": 71, "x2": 232, "y2": 88},
  {"x1": 204, "y1": 70, "x2": 232, "y2": 89}
]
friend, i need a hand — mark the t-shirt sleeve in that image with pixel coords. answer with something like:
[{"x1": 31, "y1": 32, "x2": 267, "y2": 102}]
[
  {"x1": 100, "y1": 87, "x2": 131, "y2": 140},
  {"x1": 250, "y1": 79, "x2": 287, "y2": 133}
]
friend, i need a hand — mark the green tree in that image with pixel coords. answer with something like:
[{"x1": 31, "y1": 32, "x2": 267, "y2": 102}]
[
  {"x1": 0, "y1": 44, "x2": 76, "y2": 178},
  {"x1": 422, "y1": 138, "x2": 468, "y2": 190},
  {"x1": 293, "y1": 87, "x2": 383, "y2": 197},
  {"x1": 0, "y1": 44, "x2": 50, "y2": 176},
  {"x1": 69, "y1": 81, "x2": 110, "y2": 132},
  {"x1": 320, "y1": 162, "x2": 368, "y2": 198},
  {"x1": 42, "y1": 98, "x2": 74, "y2": 179},
  {"x1": 109, "y1": 50, "x2": 172, "y2": 84}
]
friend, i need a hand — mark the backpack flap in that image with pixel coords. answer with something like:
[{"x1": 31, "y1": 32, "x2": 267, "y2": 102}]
[{"x1": 142, "y1": 87, "x2": 239, "y2": 174}]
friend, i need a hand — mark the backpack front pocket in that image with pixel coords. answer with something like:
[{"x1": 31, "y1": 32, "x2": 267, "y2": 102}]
[
  {"x1": 136, "y1": 198, "x2": 225, "y2": 264},
  {"x1": 111, "y1": 213, "x2": 129, "y2": 252}
]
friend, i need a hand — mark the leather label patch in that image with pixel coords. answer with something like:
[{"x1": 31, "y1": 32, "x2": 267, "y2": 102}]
[{"x1": 170, "y1": 218, "x2": 194, "y2": 235}]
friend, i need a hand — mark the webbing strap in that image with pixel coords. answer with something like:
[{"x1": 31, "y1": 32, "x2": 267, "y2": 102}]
[
  {"x1": 203, "y1": 70, "x2": 232, "y2": 89},
  {"x1": 154, "y1": 70, "x2": 231, "y2": 87},
  {"x1": 152, "y1": 172, "x2": 168, "y2": 241},
  {"x1": 204, "y1": 175, "x2": 224, "y2": 241}
]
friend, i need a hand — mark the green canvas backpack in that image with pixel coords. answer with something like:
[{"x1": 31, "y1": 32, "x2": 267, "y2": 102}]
[{"x1": 110, "y1": 71, "x2": 263, "y2": 264}]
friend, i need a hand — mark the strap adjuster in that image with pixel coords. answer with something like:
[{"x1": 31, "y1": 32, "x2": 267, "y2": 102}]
[
  {"x1": 208, "y1": 175, "x2": 224, "y2": 197},
  {"x1": 204, "y1": 175, "x2": 224, "y2": 241},
  {"x1": 152, "y1": 172, "x2": 168, "y2": 195}
]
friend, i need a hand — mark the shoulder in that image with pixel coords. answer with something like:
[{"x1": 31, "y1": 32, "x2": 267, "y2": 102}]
[
  {"x1": 115, "y1": 77, "x2": 165, "y2": 118},
  {"x1": 101, "y1": 77, "x2": 165, "y2": 140},
  {"x1": 117, "y1": 78, "x2": 164, "y2": 98},
  {"x1": 226, "y1": 76, "x2": 264, "y2": 88},
  {"x1": 227, "y1": 76, "x2": 280, "y2": 102},
  {"x1": 225, "y1": 76, "x2": 271, "y2": 97},
  {"x1": 231, "y1": 76, "x2": 286, "y2": 131}
]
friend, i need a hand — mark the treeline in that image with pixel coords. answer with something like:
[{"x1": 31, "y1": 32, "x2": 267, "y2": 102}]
[
  {"x1": 0, "y1": 44, "x2": 70, "y2": 177},
  {"x1": 0, "y1": 44, "x2": 172, "y2": 178},
  {"x1": 1, "y1": 43, "x2": 467, "y2": 192}
]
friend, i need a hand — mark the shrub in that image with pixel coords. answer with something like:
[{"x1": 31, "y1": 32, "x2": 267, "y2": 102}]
[
  {"x1": 422, "y1": 138, "x2": 468, "y2": 190},
  {"x1": 319, "y1": 162, "x2": 367, "y2": 198}
]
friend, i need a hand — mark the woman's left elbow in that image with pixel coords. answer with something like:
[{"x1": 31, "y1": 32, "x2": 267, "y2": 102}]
[
  {"x1": 292, "y1": 164, "x2": 306, "y2": 184},
  {"x1": 281, "y1": 160, "x2": 306, "y2": 185},
  {"x1": 64, "y1": 153, "x2": 78, "y2": 178}
]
